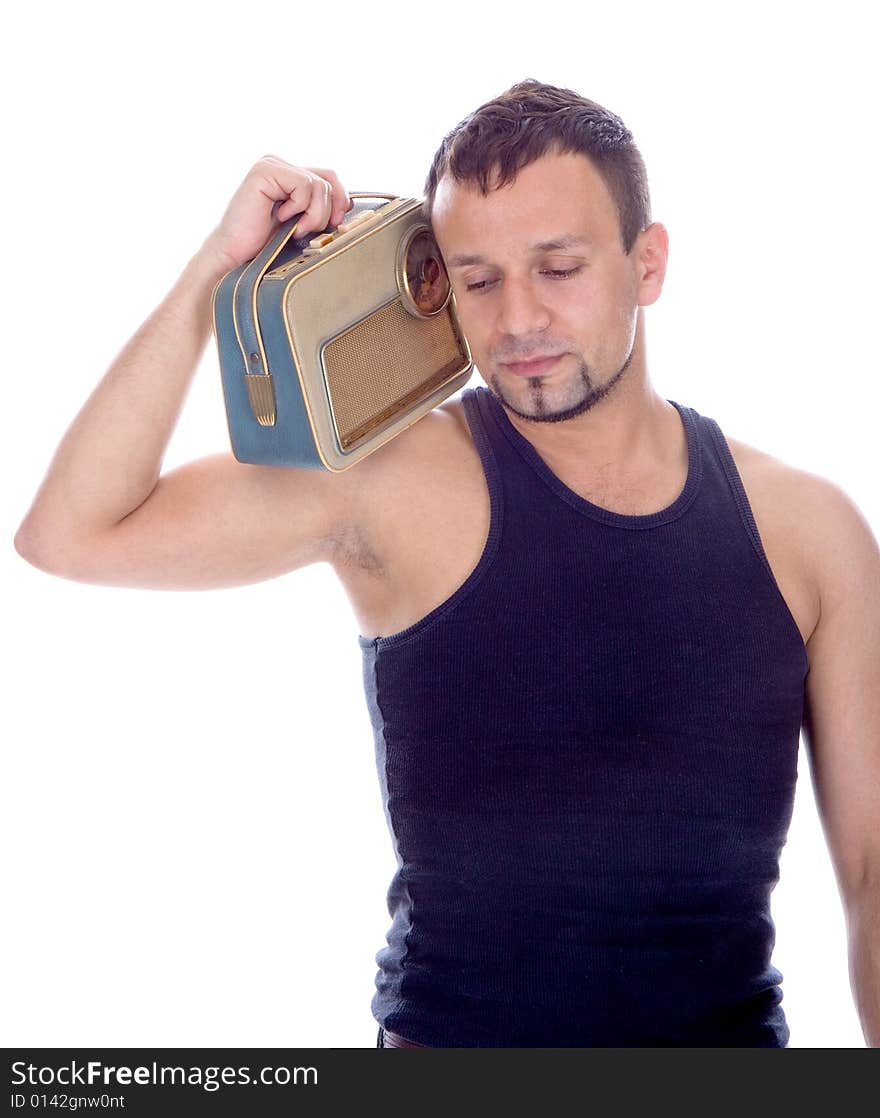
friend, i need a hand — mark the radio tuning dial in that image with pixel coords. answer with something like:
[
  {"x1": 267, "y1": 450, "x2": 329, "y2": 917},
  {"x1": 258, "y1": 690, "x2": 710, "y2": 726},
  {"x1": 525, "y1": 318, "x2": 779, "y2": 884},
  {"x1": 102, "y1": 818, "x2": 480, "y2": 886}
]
[{"x1": 397, "y1": 224, "x2": 451, "y2": 318}]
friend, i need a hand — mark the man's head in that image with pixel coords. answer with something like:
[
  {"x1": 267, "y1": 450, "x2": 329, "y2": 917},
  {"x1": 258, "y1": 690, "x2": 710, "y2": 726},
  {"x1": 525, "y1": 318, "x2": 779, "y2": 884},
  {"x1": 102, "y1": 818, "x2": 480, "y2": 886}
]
[{"x1": 425, "y1": 79, "x2": 668, "y2": 424}]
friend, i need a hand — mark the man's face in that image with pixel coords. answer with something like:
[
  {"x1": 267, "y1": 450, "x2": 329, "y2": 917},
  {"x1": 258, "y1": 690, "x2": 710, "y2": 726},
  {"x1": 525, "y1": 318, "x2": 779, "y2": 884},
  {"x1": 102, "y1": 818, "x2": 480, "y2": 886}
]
[{"x1": 431, "y1": 147, "x2": 658, "y2": 423}]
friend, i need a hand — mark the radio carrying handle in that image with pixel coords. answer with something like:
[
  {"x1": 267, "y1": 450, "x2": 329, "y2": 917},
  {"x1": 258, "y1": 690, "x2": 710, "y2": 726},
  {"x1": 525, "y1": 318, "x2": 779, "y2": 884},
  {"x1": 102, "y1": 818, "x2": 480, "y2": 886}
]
[{"x1": 231, "y1": 192, "x2": 400, "y2": 426}]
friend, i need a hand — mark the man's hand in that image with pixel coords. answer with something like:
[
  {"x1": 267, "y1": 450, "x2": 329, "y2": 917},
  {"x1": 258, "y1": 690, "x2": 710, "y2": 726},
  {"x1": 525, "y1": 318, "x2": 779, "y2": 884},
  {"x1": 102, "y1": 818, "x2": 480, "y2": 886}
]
[{"x1": 205, "y1": 156, "x2": 355, "y2": 272}]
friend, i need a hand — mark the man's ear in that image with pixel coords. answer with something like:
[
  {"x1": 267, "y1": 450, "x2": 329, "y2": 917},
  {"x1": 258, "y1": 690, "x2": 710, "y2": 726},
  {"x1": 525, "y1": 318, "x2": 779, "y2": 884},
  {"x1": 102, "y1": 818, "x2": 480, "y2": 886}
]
[{"x1": 634, "y1": 222, "x2": 669, "y2": 307}]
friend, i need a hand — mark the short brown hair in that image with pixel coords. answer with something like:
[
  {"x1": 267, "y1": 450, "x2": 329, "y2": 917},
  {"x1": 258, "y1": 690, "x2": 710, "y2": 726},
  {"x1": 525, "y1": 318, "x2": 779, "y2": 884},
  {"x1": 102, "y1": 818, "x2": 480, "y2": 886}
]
[{"x1": 424, "y1": 78, "x2": 651, "y2": 254}]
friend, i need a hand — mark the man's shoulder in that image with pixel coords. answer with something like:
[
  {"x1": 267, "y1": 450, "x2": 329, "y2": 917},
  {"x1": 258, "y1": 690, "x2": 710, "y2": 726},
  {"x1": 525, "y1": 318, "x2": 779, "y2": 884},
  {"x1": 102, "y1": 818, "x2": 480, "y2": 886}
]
[
  {"x1": 356, "y1": 396, "x2": 471, "y2": 474},
  {"x1": 719, "y1": 423, "x2": 856, "y2": 519},
  {"x1": 718, "y1": 423, "x2": 874, "y2": 612},
  {"x1": 321, "y1": 395, "x2": 481, "y2": 573},
  {"x1": 351, "y1": 395, "x2": 474, "y2": 478}
]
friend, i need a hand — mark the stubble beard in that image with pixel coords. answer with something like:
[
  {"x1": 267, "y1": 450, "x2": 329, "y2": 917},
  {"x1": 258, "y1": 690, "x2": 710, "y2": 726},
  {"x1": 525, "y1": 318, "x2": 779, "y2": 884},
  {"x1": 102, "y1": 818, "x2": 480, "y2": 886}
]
[{"x1": 487, "y1": 335, "x2": 637, "y2": 425}]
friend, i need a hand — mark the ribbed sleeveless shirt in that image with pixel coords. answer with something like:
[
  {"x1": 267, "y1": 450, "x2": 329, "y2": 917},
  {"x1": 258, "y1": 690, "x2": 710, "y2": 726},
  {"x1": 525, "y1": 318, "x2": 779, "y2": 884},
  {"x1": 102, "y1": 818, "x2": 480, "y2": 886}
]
[{"x1": 358, "y1": 385, "x2": 809, "y2": 1047}]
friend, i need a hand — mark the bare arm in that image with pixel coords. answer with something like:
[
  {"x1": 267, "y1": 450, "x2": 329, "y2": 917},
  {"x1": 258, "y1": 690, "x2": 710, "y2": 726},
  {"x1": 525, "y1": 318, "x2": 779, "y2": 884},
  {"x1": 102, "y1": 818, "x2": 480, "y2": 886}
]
[
  {"x1": 801, "y1": 477, "x2": 880, "y2": 1047},
  {"x1": 15, "y1": 239, "x2": 228, "y2": 558},
  {"x1": 14, "y1": 157, "x2": 358, "y2": 584}
]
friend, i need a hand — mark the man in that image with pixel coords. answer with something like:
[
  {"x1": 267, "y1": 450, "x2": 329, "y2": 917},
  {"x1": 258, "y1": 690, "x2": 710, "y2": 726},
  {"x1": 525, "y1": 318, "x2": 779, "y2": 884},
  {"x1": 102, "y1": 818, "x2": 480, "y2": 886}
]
[{"x1": 14, "y1": 80, "x2": 879, "y2": 1048}]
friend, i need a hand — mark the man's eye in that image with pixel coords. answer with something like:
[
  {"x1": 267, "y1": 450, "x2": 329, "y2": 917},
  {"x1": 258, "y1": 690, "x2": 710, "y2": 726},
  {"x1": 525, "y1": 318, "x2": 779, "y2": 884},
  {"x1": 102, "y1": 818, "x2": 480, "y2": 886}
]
[{"x1": 465, "y1": 267, "x2": 582, "y2": 293}]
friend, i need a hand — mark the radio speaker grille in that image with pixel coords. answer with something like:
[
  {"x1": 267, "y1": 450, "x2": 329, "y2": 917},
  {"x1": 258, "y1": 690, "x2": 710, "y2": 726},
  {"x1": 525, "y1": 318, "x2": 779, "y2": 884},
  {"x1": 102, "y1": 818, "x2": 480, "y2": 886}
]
[{"x1": 322, "y1": 299, "x2": 467, "y2": 449}]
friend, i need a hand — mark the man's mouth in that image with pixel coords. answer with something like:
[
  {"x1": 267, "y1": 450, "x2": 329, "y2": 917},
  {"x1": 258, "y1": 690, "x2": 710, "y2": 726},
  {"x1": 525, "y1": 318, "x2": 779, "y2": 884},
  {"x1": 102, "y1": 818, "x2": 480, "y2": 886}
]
[{"x1": 502, "y1": 354, "x2": 564, "y2": 376}]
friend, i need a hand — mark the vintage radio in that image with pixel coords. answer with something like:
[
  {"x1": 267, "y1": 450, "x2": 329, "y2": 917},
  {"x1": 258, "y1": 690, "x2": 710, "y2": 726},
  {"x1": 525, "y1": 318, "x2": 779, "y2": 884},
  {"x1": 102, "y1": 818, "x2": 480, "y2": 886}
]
[{"x1": 211, "y1": 192, "x2": 474, "y2": 470}]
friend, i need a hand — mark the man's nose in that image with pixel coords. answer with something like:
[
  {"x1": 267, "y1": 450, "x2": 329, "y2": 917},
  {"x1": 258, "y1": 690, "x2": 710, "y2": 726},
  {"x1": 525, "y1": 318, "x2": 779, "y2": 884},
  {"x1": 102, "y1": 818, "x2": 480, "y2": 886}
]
[{"x1": 495, "y1": 277, "x2": 551, "y2": 338}]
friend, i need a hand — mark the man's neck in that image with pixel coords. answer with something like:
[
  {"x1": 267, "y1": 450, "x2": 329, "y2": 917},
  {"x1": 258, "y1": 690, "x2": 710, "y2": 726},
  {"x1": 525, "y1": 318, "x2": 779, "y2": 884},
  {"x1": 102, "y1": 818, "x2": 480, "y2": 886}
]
[{"x1": 500, "y1": 376, "x2": 681, "y2": 481}]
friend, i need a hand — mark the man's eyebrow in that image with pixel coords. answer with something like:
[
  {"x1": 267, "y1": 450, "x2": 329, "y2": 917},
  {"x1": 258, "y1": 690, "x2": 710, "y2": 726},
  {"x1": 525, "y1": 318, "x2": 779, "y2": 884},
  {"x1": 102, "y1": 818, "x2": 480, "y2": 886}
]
[{"x1": 445, "y1": 234, "x2": 592, "y2": 269}]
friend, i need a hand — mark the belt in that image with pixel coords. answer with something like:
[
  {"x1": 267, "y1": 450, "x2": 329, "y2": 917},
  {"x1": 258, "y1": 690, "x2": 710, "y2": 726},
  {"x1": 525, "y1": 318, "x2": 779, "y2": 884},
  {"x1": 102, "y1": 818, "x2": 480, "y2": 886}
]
[{"x1": 378, "y1": 1026, "x2": 431, "y2": 1048}]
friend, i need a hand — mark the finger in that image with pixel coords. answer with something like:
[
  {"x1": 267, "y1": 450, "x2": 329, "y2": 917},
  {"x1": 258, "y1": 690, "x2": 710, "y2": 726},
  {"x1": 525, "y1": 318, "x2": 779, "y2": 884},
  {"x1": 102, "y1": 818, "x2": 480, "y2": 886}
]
[
  {"x1": 304, "y1": 166, "x2": 353, "y2": 226},
  {"x1": 289, "y1": 176, "x2": 333, "y2": 240},
  {"x1": 251, "y1": 159, "x2": 313, "y2": 222},
  {"x1": 273, "y1": 180, "x2": 311, "y2": 224}
]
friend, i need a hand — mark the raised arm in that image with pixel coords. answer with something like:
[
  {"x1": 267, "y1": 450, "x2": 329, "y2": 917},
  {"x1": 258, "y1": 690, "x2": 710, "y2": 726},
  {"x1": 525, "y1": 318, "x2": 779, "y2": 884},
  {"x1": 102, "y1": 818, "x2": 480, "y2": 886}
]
[{"x1": 13, "y1": 157, "x2": 363, "y2": 589}]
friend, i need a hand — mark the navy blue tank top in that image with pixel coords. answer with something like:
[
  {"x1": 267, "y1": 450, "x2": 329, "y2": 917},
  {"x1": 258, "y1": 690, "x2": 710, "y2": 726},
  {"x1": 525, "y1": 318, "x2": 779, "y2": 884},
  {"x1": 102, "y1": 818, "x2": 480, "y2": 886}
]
[{"x1": 358, "y1": 386, "x2": 808, "y2": 1047}]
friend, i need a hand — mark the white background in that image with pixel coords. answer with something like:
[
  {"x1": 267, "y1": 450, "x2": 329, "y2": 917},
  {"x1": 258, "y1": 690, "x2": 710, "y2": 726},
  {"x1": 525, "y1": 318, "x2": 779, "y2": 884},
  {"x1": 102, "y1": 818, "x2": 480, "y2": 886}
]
[{"x1": 3, "y1": 0, "x2": 876, "y2": 1047}]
